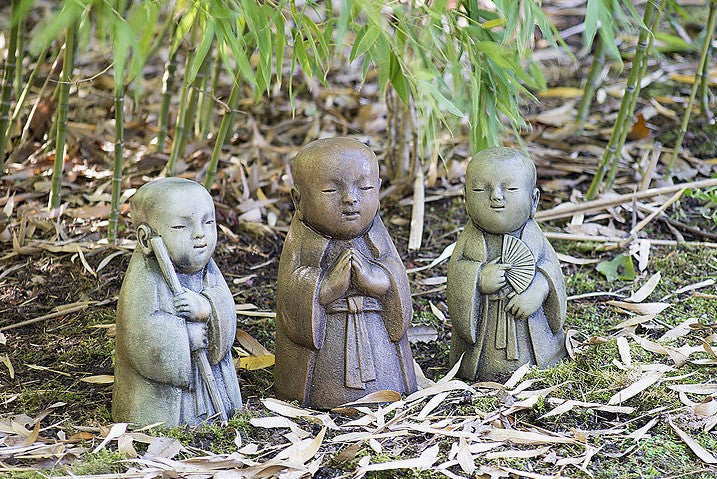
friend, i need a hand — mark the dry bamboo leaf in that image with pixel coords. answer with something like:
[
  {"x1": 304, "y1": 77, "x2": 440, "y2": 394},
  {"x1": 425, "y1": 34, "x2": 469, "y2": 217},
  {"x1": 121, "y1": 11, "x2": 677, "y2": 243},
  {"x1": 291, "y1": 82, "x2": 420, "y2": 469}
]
[
  {"x1": 235, "y1": 329, "x2": 271, "y2": 356},
  {"x1": 500, "y1": 465, "x2": 574, "y2": 479},
  {"x1": 663, "y1": 279, "x2": 717, "y2": 300},
  {"x1": 669, "y1": 416, "x2": 717, "y2": 464},
  {"x1": 79, "y1": 374, "x2": 114, "y2": 384},
  {"x1": 429, "y1": 301, "x2": 446, "y2": 322},
  {"x1": 250, "y1": 416, "x2": 298, "y2": 429},
  {"x1": 556, "y1": 253, "x2": 600, "y2": 265},
  {"x1": 117, "y1": 434, "x2": 138, "y2": 458},
  {"x1": 358, "y1": 444, "x2": 439, "y2": 473},
  {"x1": 340, "y1": 390, "x2": 401, "y2": 407},
  {"x1": 486, "y1": 428, "x2": 578, "y2": 445},
  {"x1": 417, "y1": 391, "x2": 450, "y2": 420},
  {"x1": 92, "y1": 423, "x2": 127, "y2": 453},
  {"x1": 405, "y1": 380, "x2": 475, "y2": 404},
  {"x1": 408, "y1": 325, "x2": 439, "y2": 344},
  {"x1": 617, "y1": 336, "x2": 632, "y2": 367},
  {"x1": 608, "y1": 371, "x2": 663, "y2": 405},
  {"x1": 631, "y1": 334, "x2": 688, "y2": 367},
  {"x1": 456, "y1": 438, "x2": 475, "y2": 475},
  {"x1": 413, "y1": 358, "x2": 436, "y2": 389},
  {"x1": 608, "y1": 301, "x2": 670, "y2": 316},
  {"x1": 406, "y1": 242, "x2": 455, "y2": 274},
  {"x1": 694, "y1": 398, "x2": 717, "y2": 417},
  {"x1": 485, "y1": 446, "x2": 550, "y2": 460},
  {"x1": 238, "y1": 354, "x2": 275, "y2": 370},
  {"x1": 628, "y1": 417, "x2": 658, "y2": 441},
  {"x1": 537, "y1": 86, "x2": 583, "y2": 98},
  {"x1": 439, "y1": 354, "x2": 464, "y2": 384},
  {"x1": 625, "y1": 272, "x2": 661, "y2": 303},
  {"x1": 668, "y1": 384, "x2": 717, "y2": 395},
  {"x1": 613, "y1": 315, "x2": 655, "y2": 330},
  {"x1": 288, "y1": 426, "x2": 325, "y2": 465},
  {"x1": 0, "y1": 355, "x2": 14, "y2": 379},
  {"x1": 504, "y1": 364, "x2": 531, "y2": 389},
  {"x1": 659, "y1": 318, "x2": 699, "y2": 342}
]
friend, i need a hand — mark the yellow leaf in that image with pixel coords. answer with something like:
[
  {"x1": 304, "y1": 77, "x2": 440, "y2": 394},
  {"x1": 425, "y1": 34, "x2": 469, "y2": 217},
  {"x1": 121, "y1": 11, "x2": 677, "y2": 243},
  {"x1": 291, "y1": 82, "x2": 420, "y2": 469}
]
[
  {"x1": 481, "y1": 18, "x2": 505, "y2": 29},
  {"x1": 670, "y1": 73, "x2": 717, "y2": 87},
  {"x1": 80, "y1": 374, "x2": 114, "y2": 384},
  {"x1": 538, "y1": 87, "x2": 584, "y2": 99},
  {"x1": 238, "y1": 354, "x2": 275, "y2": 370}
]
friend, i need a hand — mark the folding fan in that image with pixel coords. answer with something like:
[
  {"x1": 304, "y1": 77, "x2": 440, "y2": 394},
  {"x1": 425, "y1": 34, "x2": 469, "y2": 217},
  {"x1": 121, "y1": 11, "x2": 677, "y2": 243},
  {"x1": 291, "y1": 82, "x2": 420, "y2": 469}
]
[{"x1": 501, "y1": 235, "x2": 536, "y2": 294}]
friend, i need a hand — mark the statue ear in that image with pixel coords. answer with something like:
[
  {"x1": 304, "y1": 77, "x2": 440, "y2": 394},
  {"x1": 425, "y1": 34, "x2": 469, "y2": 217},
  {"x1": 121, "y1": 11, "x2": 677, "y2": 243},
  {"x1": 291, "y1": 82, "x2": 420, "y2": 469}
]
[
  {"x1": 530, "y1": 188, "x2": 540, "y2": 218},
  {"x1": 290, "y1": 187, "x2": 301, "y2": 214},
  {"x1": 136, "y1": 223, "x2": 153, "y2": 255}
]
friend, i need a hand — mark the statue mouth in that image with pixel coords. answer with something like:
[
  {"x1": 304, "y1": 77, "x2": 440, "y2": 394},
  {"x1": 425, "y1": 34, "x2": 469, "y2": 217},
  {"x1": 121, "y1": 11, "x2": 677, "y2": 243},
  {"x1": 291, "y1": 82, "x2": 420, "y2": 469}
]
[
  {"x1": 193, "y1": 244, "x2": 208, "y2": 250},
  {"x1": 490, "y1": 205, "x2": 505, "y2": 211},
  {"x1": 342, "y1": 211, "x2": 361, "y2": 220}
]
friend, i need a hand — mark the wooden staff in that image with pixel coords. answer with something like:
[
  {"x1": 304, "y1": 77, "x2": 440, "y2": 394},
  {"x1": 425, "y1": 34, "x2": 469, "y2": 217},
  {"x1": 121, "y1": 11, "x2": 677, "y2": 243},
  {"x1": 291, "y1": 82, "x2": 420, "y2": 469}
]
[{"x1": 148, "y1": 236, "x2": 228, "y2": 422}]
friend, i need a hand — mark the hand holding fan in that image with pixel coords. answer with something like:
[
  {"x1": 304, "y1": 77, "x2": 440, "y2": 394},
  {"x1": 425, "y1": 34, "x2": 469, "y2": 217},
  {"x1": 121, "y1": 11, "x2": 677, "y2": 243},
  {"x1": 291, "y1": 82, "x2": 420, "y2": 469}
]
[{"x1": 501, "y1": 235, "x2": 535, "y2": 294}]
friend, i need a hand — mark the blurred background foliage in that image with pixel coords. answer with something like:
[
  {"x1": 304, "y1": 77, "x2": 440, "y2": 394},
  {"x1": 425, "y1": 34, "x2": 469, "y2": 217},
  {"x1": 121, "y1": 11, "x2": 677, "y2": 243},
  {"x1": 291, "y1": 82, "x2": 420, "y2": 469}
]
[{"x1": 0, "y1": 0, "x2": 714, "y2": 244}]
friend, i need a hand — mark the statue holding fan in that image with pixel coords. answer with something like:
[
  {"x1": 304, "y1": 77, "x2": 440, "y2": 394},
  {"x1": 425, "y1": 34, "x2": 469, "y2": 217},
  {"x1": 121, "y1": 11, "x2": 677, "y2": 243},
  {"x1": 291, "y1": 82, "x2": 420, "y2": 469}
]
[{"x1": 447, "y1": 148, "x2": 567, "y2": 380}]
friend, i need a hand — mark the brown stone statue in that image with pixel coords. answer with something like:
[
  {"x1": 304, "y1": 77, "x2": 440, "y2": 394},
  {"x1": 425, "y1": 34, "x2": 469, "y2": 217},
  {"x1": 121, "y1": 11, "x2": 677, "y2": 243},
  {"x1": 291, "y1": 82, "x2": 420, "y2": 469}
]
[
  {"x1": 447, "y1": 147, "x2": 567, "y2": 381},
  {"x1": 274, "y1": 137, "x2": 417, "y2": 409},
  {"x1": 112, "y1": 178, "x2": 242, "y2": 427}
]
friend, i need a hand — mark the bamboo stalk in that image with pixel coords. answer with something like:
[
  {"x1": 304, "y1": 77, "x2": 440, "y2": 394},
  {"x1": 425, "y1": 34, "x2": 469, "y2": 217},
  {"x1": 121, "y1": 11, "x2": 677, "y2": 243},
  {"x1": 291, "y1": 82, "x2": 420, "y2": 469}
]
[
  {"x1": 199, "y1": 49, "x2": 220, "y2": 138},
  {"x1": 165, "y1": 22, "x2": 198, "y2": 176},
  {"x1": 575, "y1": 36, "x2": 606, "y2": 130},
  {"x1": 0, "y1": 0, "x2": 20, "y2": 170},
  {"x1": 108, "y1": 80, "x2": 125, "y2": 243},
  {"x1": 14, "y1": 14, "x2": 23, "y2": 95},
  {"x1": 666, "y1": 0, "x2": 717, "y2": 174},
  {"x1": 536, "y1": 177, "x2": 717, "y2": 222},
  {"x1": 156, "y1": 47, "x2": 179, "y2": 152},
  {"x1": 173, "y1": 47, "x2": 211, "y2": 162},
  {"x1": 204, "y1": 71, "x2": 242, "y2": 189},
  {"x1": 585, "y1": 0, "x2": 657, "y2": 199},
  {"x1": 11, "y1": 43, "x2": 49, "y2": 124},
  {"x1": 699, "y1": 22, "x2": 713, "y2": 123},
  {"x1": 605, "y1": 0, "x2": 666, "y2": 190},
  {"x1": 48, "y1": 22, "x2": 76, "y2": 210}
]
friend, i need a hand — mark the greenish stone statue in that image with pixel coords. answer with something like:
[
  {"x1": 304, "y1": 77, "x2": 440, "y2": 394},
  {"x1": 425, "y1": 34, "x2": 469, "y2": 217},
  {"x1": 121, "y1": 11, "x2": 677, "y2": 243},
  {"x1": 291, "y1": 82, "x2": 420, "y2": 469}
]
[
  {"x1": 274, "y1": 137, "x2": 417, "y2": 409},
  {"x1": 447, "y1": 148, "x2": 567, "y2": 381},
  {"x1": 112, "y1": 178, "x2": 242, "y2": 427}
]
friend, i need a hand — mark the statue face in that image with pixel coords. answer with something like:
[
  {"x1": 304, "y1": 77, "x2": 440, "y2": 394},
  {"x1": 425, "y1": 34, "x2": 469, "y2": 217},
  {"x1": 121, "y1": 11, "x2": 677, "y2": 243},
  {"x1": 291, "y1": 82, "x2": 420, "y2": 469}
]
[
  {"x1": 152, "y1": 190, "x2": 217, "y2": 273},
  {"x1": 296, "y1": 153, "x2": 380, "y2": 240},
  {"x1": 465, "y1": 157, "x2": 538, "y2": 235}
]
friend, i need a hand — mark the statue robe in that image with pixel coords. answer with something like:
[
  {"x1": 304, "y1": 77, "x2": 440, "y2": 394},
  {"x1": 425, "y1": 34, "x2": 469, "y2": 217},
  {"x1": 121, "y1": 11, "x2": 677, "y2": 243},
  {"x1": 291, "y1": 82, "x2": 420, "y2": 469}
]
[
  {"x1": 275, "y1": 216, "x2": 417, "y2": 409},
  {"x1": 112, "y1": 250, "x2": 242, "y2": 427},
  {"x1": 447, "y1": 219, "x2": 567, "y2": 380}
]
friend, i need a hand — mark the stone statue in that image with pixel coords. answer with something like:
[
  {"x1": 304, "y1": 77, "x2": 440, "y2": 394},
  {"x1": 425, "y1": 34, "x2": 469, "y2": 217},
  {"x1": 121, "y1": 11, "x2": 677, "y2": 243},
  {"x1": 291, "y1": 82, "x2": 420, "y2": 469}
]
[
  {"x1": 447, "y1": 147, "x2": 567, "y2": 381},
  {"x1": 112, "y1": 177, "x2": 242, "y2": 427},
  {"x1": 274, "y1": 137, "x2": 417, "y2": 409}
]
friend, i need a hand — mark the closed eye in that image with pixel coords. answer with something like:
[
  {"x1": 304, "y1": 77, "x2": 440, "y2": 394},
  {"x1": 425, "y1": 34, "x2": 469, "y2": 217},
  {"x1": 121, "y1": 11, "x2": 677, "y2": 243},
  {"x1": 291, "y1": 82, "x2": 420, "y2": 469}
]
[
  {"x1": 472, "y1": 188, "x2": 485, "y2": 192},
  {"x1": 171, "y1": 225, "x2": 186, "y2": 230},
  {"x1": 360, "y1": 186, "x2": 374, "y2": 191},
  {"x1": 205, "y1": 220, "x2": 215, "y2": 225},
  {"x1": 507, "y1": 187, "x2": 519, "y2": 191},
  {"x1": 322, "y1": 188, "x2": 337, "y2": 193}
]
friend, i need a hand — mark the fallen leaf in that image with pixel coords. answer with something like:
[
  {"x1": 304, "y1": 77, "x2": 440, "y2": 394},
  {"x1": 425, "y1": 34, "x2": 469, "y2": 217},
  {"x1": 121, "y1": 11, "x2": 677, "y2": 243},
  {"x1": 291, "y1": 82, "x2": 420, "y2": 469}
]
[
  {"x1": 238, "y1": 354, "x2": 275, "y2": 370},
  {"x1": 669, "y1": 416, "x2": 717, "y2": 464},
  {"x1": 80, "y1": 374, "x2": 114, "y2": 384},
  {"x1": 597, "y1": 254, "x2": 637, "y2": 282},
  {"x1": 627, "y1": 113, "x2": 650, "y2": 140},
  {"x1": 538, "y1": 87, "x2": 584, "y2": 98},
  {"x1": 625, "y1": 272, "x2": 661, "y2": 303},
  {"x1": 608, "y1": 371, "x2": 662, "y2": 405}
]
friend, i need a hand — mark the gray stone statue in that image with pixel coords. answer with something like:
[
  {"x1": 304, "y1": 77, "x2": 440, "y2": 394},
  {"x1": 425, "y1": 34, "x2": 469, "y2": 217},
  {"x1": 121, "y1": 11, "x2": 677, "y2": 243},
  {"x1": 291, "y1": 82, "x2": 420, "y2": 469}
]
[
  {"x1": 112, "y1": 178, "x2": 242, "y2": 427},
  {"x1": 447, "y1": 147, "x2": 567, "y2": 381},
  {"x1": 274, "y1": 137, "x2": 417, "y2": 409}
]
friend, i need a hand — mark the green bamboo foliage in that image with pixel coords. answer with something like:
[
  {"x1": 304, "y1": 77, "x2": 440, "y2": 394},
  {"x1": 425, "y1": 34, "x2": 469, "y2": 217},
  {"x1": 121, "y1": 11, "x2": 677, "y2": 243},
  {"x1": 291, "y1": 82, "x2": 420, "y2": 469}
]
[
  {"x1": 48, "y1": 22, "x2": 77, "y2": 210},
  {"x1": 204, "y1": 71, "x2": 242, "y2": 189},
  {"x1": 14, "y1": 14, "x2": 23, "y2": 94},
  {"x1": 666, "y1": 0, "x2": 717, "y2": 174},
  {"x1": 586, "y1": 0, "x2": 660, "y2": 199},
  {"x1": 575, "y1": 38, "x2": 606, "y2": 130},
  {"x1": 175, "y1": 45, "x2": 211, "y2": 158},
  {"x1": 0, "y1": 0, "x2": 20, "y2": 170},
  {"x1": 604, "y1": 0, "x2": 666, "y2": 190}
]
